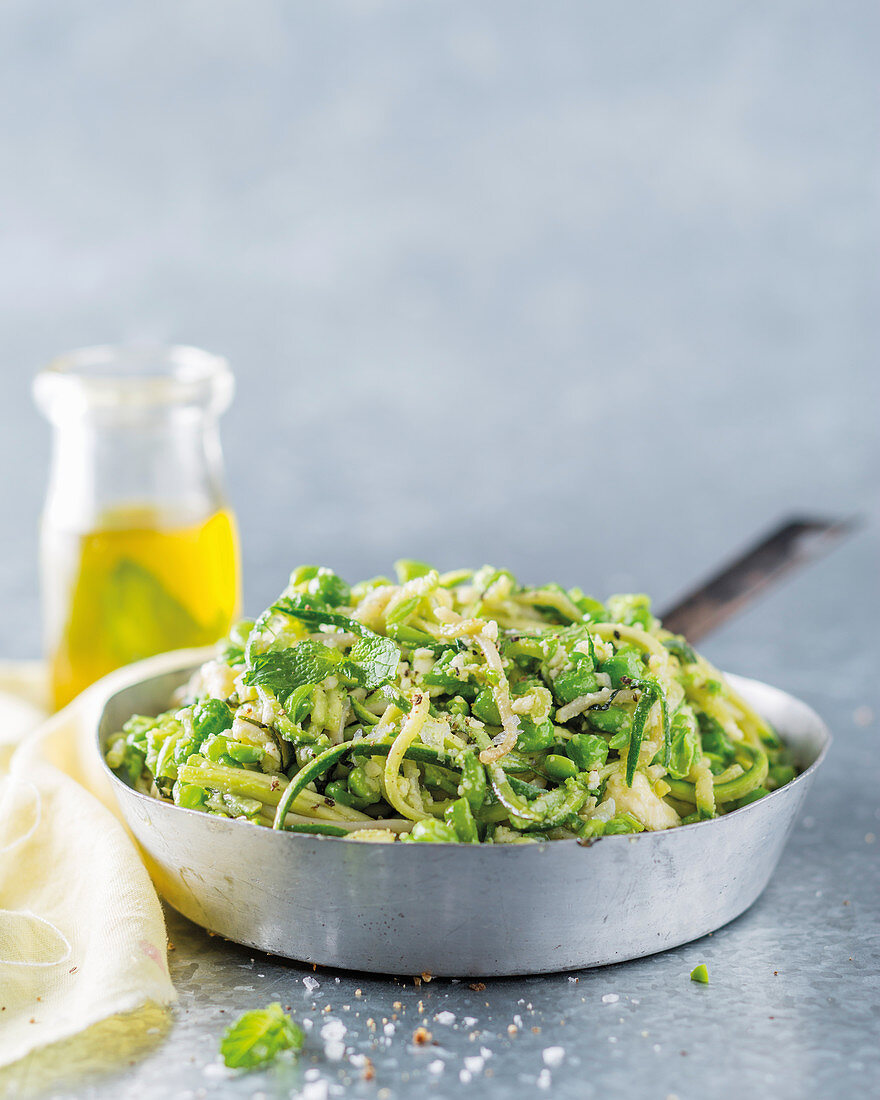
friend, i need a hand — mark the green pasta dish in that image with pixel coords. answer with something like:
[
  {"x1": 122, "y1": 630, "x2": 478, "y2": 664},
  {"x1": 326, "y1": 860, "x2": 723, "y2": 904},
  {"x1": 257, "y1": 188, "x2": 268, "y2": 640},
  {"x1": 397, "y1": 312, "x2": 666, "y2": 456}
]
[{"x1": 105, "y1": 562, "x2": 797, "y2": 843}]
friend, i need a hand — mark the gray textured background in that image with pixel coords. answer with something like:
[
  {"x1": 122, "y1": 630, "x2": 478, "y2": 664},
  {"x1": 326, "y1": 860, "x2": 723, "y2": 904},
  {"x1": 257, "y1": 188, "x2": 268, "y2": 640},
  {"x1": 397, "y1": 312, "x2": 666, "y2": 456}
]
[
  {"x1": 0, "y1": 2, "x2": 877, "y2": 1098},
  {"x1": 0, "y1": 0, "x2": 878, "y2": 648}
]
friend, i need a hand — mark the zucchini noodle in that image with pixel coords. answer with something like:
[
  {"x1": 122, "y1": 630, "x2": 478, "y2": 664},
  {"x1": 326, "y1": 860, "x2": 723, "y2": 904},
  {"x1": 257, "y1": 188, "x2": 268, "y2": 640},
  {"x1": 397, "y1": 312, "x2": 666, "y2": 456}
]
[{"x1": 105, "y1": 561, "x2": 798, "y2": 844}]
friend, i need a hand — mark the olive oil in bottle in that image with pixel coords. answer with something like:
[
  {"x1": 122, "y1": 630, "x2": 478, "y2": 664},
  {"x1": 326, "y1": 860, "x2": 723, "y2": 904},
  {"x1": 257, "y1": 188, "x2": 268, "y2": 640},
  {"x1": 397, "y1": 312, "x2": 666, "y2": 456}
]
[
  {"x1": 35, "y1": 345, "x2": 241, "y2": 710},
  {"x1": 44, "y1": 505, "x2": 240, "y2": 710}
]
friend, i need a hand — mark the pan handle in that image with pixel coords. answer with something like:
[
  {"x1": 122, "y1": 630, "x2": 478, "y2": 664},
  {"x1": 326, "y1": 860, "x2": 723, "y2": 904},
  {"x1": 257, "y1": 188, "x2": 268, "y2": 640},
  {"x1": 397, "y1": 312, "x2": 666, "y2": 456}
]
[{"x1": 658, "y1": 515, "x2": 859, "y2": 643}]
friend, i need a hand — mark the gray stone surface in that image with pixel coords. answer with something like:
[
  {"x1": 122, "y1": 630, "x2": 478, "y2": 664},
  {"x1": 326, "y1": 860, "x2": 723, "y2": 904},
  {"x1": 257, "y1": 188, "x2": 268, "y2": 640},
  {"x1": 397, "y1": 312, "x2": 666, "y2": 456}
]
[{"x1": 0, "y1": 1, "x2": 877, "y2": 1097}]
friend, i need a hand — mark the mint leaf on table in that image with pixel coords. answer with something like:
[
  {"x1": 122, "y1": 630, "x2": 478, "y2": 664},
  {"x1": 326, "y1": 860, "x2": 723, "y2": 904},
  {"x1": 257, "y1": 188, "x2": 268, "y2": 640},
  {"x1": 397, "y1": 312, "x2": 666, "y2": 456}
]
[{"x1": 220, "y1": 1003, "x2": 304, "y2": 1069}]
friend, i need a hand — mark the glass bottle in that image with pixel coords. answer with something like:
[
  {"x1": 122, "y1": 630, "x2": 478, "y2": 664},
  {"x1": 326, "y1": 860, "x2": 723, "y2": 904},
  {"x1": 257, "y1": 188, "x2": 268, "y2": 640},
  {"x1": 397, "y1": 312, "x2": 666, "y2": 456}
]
[{"x1": 34, "y1": 345, "x2": 241, "y2": 710}]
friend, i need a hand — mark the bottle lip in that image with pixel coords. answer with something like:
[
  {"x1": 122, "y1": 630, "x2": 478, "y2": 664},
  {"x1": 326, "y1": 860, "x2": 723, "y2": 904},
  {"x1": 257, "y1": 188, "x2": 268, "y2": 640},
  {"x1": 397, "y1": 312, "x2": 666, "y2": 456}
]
[{"x1": 34, "y1": 344, "x2": 234, "y2": 419}]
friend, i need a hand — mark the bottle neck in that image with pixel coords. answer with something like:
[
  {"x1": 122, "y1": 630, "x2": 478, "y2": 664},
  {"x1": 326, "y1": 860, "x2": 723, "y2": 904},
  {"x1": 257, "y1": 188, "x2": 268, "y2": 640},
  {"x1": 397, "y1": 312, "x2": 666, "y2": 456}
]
[{"x1": 44, "y1": 404, "x2": 228, "y2": 531}]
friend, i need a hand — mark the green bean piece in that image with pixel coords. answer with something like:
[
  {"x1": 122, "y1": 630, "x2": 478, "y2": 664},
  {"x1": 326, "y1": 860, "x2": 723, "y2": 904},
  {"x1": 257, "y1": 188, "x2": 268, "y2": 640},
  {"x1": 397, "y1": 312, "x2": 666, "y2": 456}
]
[
  {"x1": 282, "y1": 822, "x2": 349, "y2": 837},
  {"x1": 690, "y1": 963, "x2": 709, "y2": 984},
  {"x1": 472, "y1": 688, "x2": 501, "y2": 725},
  {"x1": 444, "y1": 797, "x2": 479, "y2": 843},
  {"x1": 457, "y1": 751, "x2": 487, "y2": 812}
]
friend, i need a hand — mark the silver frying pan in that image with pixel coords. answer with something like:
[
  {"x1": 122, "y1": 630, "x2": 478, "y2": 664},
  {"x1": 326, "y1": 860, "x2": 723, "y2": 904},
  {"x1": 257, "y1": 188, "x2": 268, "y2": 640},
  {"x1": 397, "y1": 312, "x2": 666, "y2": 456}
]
[
  {"x1": 97, "y1": 665, "x2": 828, "y2": 976},
  {"x1": 93, "y1": 516, "x2": 843, "y2": 976}
]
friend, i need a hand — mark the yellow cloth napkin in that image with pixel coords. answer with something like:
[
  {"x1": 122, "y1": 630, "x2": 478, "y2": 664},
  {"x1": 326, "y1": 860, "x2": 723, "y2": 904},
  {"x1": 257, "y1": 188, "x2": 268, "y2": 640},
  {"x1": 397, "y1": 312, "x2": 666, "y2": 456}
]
[{"x1": 0, "y1": 652, "x2": 209, "y2": 1073}]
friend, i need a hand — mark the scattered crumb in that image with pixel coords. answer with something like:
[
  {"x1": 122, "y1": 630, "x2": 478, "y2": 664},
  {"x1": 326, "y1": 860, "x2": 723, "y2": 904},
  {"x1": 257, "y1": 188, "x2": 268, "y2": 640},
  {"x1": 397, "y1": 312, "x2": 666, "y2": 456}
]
[
  {"x1": 363, "y1": 1057, "x2": 375, "y2": 1081},
  {"x1": 413, "y1": 1027, "x2": 432, "y2": 1045},
  {"x1": 508, "y1": 1025, "x2": 518, "y2": 1036},
  {"x1": 421, "y1": 972, "x2": 433, "y2": 982},
  {"x1": 469, "y1": 982, "x2": 486, "y2": 992}
]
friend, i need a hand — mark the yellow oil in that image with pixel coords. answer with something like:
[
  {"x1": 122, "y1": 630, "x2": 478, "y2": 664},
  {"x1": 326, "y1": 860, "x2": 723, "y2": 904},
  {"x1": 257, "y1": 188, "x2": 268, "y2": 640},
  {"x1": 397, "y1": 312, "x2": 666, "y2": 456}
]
[{"x1": 45, "y1": 504, "x2": 241, "y2": 710}]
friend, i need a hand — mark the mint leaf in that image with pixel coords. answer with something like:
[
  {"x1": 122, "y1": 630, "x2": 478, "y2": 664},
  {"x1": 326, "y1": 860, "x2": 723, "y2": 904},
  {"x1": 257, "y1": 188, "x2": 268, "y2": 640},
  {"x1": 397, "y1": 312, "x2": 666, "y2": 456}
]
[
  {"x1": 243, "y1": 641, "x2": 343, "y2": 714},
  {"x1": 220, "y1": 1003, "x2": 304, "y2": 1069},
  {"x1": 271, "y1": 596, "x2": 400, "y2": 690}
]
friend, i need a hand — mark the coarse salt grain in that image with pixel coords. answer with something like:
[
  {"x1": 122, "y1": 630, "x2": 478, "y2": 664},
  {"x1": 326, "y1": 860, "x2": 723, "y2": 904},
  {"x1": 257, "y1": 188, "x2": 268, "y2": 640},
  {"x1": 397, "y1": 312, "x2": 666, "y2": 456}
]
[
  {"x1": 428, "y1": 1060, "x2": 444, "y2": 1074},
  {"x1": 321, "y1": 1019, "x2": 346, "y2": 1042},
  {"x1": 542, "y1": 1047, "x2": 565, "y2": 1068},
  {"x1": 537, "y1": 1068, "x2": 552, "y2": 1089},
  {"x1": 602, "y1": 993, "x2": 619, "y2": 1004},
  {"x1": 460, "y1": 1070, "x2": 473, "y2": 1084},
  {"x1": 435, "y1": 1010, "x2": 456, "y2": 1025},
  {"x1": 463, "y1": 1016, "x2": 478, "y2": 1028},
  {"x1": 303, "y1": 976, "x2": 320, "y2": 993}
]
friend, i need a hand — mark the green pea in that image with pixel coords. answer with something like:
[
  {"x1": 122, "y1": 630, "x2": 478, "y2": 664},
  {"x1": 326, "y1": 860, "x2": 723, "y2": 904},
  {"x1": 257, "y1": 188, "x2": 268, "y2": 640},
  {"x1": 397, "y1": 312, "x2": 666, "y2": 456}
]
[
  {"x1": 324, "y1": 780, "x2": 368, "y2": 808},
  {"x1": 515, "y1": 718, "x2": 555, "y2": 752},
  {"x1": 227, "y1": 742, "x2": 263, "y2": 764},
  {"x1": 600, "y1": 645, "x2": 644, "y2": 687},
  {"x1": 203, "y1": 734, "x2": 230, "y2": 762},
  {"x1": 603, "y1": 812, "x2": 644, "y2": 835},
  {"x1": 347, "y1": 764, "x2": 381, "y2": 803},
  {"x1": 407, "y1": 818, "x2": 459, "y2": 843},
  {"x1": 444, "y1": 797, "x2": 479, "y2": 843},
  {"x1": 565, "y1": 733, "x2": 609, "y2": 771},
  {"x1": 736, "y1": 785, "x2": 769, "y2": 808},
  {"x1": 173, "y1": 782, "x2": 207, "y2": 810},
  {"x1": 472, "y1": 688, "x2": 501, "y2": 725},
  {"x1": 553, "y1": 666, "x2": 601, "y2": 704},
  {"x1": 768, "y1": 764, "x2": 796, "y2": 788},
  {"x1": 587, "y1": 706, "x2": 631, "y2": 735},
  {"x1": 543, "y1": 754, "x2": 578, "y2": 781}
]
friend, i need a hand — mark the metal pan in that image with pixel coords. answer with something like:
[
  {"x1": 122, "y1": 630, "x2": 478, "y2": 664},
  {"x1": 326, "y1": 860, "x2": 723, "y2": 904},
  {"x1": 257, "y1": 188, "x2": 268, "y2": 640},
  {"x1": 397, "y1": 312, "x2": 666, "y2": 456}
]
[{"x1": 96, "y1": 658, "x2": 830, "y2": 977}]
